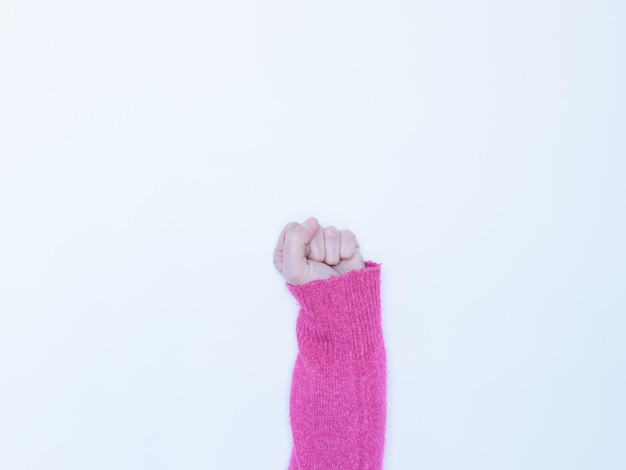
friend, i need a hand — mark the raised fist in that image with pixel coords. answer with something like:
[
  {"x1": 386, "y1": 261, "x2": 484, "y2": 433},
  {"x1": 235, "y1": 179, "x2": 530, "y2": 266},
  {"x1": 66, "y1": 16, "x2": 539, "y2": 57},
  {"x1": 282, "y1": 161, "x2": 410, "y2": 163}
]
[{"x1": 273, "y1": 216, "x2": 366, "y2": 286}]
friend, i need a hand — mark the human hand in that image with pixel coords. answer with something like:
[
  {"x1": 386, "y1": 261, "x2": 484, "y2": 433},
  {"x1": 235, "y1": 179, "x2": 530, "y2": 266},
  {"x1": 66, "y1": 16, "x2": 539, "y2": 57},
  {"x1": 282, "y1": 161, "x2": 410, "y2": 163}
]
[{"x1": 273, "y1": 216, "x2": 366, "y2": 286}]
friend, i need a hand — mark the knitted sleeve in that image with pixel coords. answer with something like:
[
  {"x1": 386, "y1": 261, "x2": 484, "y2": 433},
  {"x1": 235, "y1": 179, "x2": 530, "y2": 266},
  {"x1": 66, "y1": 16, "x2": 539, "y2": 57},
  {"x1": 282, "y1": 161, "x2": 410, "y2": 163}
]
[{"x1": 285, "y1": 261, "x2": 386, "y2": 470}]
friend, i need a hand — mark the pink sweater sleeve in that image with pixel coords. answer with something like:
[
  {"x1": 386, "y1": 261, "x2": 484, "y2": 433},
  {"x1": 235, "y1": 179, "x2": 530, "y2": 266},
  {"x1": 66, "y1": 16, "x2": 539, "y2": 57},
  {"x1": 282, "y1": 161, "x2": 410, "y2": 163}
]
[{"x1": 285, "y1": 261, "x2": 386, "y2": 470}]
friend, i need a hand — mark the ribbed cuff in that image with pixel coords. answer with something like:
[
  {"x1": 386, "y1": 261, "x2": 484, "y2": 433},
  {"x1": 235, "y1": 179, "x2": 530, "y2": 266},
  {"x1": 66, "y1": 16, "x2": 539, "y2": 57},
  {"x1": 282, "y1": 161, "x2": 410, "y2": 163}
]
[{"x1": 286, "y1": 261, "x2": 383, "y2": 359}]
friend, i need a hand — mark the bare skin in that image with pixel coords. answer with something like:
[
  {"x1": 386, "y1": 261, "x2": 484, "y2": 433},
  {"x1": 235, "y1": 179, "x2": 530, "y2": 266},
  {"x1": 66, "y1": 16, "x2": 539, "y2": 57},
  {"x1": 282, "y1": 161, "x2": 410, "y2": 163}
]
[{"x1": 273, "y1": 216, "x2": 366, "y2": 286}]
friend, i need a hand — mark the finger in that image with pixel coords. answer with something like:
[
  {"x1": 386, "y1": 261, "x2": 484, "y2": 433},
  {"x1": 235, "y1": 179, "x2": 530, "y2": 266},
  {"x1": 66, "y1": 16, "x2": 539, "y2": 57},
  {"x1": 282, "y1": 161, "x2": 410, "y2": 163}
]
[
  {"x1": 275, "y1": 221, "x2": 300, "y2": 254},
  {"x1": 308, "y1": 224, "x2": 325, "y2": 262},
  {"x1": 273, "y1": 221, "x2": 300, "y2": 272},
  {"x1": 323, "y1": 226, "x2": 341, "y2": 266},
  {"x1": 339, "y1": 229, "x2": 358, "y2": 260},
  {"x1": 283, "y1": 217, "x2": 320, "y2": 283}
]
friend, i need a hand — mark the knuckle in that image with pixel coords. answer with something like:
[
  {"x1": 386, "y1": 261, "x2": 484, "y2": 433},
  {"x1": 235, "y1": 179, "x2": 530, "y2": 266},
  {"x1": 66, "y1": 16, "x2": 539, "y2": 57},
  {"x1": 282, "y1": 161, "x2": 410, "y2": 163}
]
[
  {"x1": 280, "y1": 222, "x2": 298, "y2": 237},
  {"x1": 324, "y1": 226, "x2": 339, "y2": 238},
  {"x1": 284, "y1": 228, "x2": 301, "y2": 243},
  {"x1": 340, "y1": 229, "x2": 356, "y2": 241}
]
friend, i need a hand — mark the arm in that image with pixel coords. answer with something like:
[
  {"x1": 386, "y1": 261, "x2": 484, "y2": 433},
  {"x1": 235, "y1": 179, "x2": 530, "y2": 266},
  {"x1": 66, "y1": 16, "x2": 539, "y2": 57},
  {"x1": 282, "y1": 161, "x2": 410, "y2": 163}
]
[
  {"x1": 274, "y1": 217, "x2": 387, "y2": 470},
  {"x1": 287, "y1": 261, "x2": 386, "y2": 469}
]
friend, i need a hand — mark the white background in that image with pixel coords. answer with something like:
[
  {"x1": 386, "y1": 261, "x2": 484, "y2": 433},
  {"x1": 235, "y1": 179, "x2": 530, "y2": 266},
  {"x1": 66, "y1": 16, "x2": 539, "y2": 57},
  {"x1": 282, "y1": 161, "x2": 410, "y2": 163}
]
[{"x1": 1, "y1": 1, "x2": 624, "y2": 469}]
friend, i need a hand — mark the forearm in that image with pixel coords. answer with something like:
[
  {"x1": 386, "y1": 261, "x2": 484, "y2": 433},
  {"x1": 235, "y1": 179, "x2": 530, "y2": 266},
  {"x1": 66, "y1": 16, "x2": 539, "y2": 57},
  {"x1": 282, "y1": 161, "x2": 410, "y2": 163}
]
[{"x1": 286, "y1": 261, "x2": 387, "y2": 470}]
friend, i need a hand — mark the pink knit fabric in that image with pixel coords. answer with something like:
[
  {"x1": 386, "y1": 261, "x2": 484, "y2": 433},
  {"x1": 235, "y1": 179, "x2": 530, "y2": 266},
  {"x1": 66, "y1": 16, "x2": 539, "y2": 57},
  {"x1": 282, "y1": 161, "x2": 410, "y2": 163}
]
[{"x1": 285, "y1": 261, "x2": 386, "y2": 469}]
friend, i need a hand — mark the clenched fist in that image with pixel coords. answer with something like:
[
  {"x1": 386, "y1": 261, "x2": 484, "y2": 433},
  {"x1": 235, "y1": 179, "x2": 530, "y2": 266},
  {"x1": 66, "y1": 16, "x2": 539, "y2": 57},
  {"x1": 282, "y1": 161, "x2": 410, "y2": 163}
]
[{"x1": 273, "y1": 216, "x2": 366, "y2": 286}]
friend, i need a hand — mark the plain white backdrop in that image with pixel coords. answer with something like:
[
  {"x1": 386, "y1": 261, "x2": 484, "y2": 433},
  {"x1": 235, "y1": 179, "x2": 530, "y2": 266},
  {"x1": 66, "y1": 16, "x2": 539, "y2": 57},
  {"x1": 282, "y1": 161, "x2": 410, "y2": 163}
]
[{"x1": 1, "y1": 1, "x2": 624, "y2": 469}]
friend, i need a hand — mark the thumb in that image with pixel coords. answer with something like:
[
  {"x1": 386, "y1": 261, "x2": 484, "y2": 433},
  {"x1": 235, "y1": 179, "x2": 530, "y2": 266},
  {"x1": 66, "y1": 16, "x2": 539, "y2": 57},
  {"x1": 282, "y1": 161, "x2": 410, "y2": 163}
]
[{"x1": 282, "y1": 216, "x2": 320, "y2": 284}]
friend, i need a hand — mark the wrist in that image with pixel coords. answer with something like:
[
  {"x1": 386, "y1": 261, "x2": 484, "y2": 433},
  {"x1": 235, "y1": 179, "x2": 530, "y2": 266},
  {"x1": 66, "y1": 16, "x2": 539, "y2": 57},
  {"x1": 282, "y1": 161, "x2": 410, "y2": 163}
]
[{"x1": 288, "y1": 261, "x2": 383, "y2": 359}]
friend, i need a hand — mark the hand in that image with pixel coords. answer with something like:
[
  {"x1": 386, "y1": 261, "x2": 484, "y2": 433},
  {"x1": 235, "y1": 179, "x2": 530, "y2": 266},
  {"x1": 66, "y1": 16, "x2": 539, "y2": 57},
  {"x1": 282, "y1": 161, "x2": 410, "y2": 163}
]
[{"x1": 273, "y1": 216, "x2": 366, "y2": 286}]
